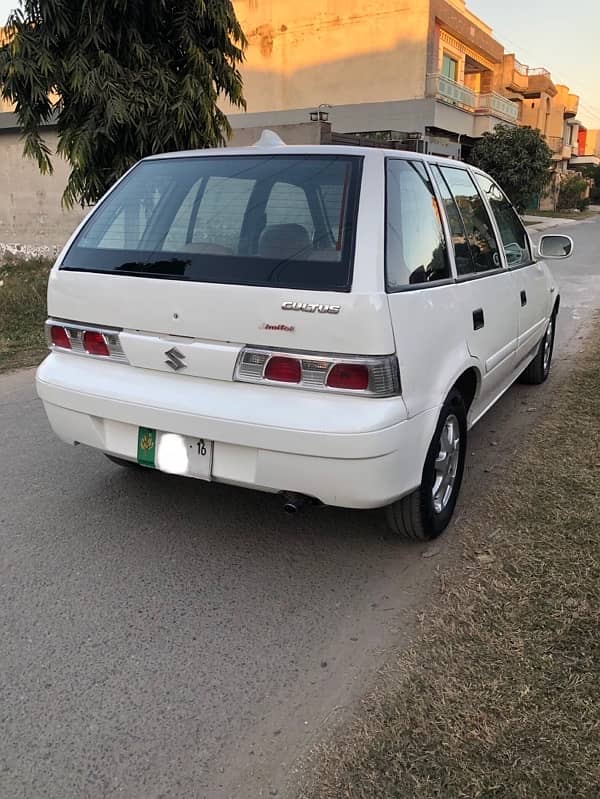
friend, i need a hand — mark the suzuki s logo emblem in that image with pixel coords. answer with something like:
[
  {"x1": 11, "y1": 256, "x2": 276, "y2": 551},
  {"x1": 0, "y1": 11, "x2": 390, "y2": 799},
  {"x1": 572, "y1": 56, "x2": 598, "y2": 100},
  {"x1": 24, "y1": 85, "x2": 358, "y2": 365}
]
[{"x1": 165, "y1": 347, "x2": 187, "y2": 371}]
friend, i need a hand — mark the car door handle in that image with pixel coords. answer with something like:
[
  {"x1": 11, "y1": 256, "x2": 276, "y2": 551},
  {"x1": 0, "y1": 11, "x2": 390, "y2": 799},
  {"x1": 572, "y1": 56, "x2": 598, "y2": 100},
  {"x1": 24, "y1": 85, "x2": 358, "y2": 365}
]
[
  {"x1": 521, "y1": 290, "x2": 527, "y2": 307},
  {"x1": 473, "y1": 308, "x2": 485, "y2": 331}
]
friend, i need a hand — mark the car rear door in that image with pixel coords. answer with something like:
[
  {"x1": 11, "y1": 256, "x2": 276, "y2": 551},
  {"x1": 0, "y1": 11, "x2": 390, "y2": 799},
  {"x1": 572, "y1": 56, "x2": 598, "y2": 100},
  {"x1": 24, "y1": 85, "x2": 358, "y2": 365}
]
[
  {"x1": 430, "y1": 164, "x2": 519, "y2": 418},
  {"x1": 473, "y1": 172, "x2": 551, "y2": 366},
  {"x1": 384, "y1": 158, "x2": 462, "y2": 419}
]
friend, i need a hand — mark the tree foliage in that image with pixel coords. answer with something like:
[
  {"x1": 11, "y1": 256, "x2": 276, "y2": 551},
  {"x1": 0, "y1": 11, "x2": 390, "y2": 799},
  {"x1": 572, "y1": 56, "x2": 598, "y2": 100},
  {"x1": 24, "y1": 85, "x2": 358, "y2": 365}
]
[
  {"x1": 557, "y1": 173, "x2": 588, "y2": 211},
  {"x1": 470, "y1": 125, "x2": 553, "y2": 213},
  {"x1": 580, "y1": 164, "x2": 600, "y2": 202},
  {"x1": 0, "y1": 0, "x2": 246, "y2": 207}
]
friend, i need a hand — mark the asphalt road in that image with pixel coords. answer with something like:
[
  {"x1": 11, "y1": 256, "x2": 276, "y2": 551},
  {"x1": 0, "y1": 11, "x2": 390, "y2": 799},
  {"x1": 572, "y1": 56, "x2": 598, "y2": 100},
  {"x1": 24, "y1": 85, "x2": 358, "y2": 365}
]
[{"x1": 1, "y1": 218, "x2": 599, "y2": 799}]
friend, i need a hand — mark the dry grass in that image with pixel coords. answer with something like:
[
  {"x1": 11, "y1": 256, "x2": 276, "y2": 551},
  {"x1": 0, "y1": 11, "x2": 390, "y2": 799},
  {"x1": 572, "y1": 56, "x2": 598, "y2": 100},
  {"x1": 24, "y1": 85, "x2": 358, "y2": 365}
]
[
  {"x1": 300, "y1": 325, "x2": 600, "y2": 799},
  {"x1": 0, "y1": 257, "x2": 52, "y2": 372}
]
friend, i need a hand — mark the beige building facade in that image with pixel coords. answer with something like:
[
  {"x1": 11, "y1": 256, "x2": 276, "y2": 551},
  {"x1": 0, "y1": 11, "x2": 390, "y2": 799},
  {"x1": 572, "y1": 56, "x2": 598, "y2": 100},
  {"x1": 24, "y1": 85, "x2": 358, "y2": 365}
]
[
  {"x1": 0, "y1": 117, "x2": 86, "y2": 256},
  {"x1": 225, "y1": 0, "x2": 520, "y2": 157},
  {"x1": 0, "y1": 3, "x2": 592, "y2": 248},
  {"x1": 571, "y1": 126, "x2": 600, "y2": 168}
]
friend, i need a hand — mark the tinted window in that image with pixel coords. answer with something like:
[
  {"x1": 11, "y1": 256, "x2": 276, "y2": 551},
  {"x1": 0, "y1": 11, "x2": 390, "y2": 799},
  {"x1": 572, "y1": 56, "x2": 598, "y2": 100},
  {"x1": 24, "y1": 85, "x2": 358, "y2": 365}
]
[
  {"x1": 163, "y1": 176, "x2": 256, "y2": 254},
  {"x1": 431, "y1": 166, "x2": 473, "y2": 276},
  {"x1": 62, "y1": 156, "x2": 362, "y2": 291},
  {"x1": 266, "y1": 182, "x2": 315, "y2": 243},
  {"x1": 386, "y1": 159, "x2": 450, "y2": 290},
  {"x1": 439, "y1": 167, "x2": 501, "y2": 275},
  {"x1": 474, "y1": 173, "x2": 532, "y2": 267}
]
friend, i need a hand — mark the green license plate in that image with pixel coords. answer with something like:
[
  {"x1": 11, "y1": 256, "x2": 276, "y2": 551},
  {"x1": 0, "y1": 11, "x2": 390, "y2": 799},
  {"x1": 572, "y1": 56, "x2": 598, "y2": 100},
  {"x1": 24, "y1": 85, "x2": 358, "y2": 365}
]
[{"x1": 137, "y1": 427, "x2": 156, "y2": 467}]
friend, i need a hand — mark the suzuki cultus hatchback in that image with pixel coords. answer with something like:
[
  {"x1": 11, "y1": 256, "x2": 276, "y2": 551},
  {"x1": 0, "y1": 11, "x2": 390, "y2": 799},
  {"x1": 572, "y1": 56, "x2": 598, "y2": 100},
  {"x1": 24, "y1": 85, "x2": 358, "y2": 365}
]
[{"x1": 36, "y1": 133, "x2": 573, "y2": 539}]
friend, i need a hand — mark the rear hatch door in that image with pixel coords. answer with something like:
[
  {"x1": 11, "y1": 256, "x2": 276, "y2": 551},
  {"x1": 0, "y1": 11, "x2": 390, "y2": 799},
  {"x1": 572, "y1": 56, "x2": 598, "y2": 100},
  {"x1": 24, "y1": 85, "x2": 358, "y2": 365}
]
[{"x1": 51, "y1": 150, "x2": 393, "y2": 379}]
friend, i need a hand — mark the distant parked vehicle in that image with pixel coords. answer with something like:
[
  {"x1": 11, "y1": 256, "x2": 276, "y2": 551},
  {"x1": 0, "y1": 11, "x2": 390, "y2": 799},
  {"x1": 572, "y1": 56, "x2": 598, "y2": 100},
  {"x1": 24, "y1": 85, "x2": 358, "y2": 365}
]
[{"x1": 36, "y1": 133, "x2": 573, "y2": 539}]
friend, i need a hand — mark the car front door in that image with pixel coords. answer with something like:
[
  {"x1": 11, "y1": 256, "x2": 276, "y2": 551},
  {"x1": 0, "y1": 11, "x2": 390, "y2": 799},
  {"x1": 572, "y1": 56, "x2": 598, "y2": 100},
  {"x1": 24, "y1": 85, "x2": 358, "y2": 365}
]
[
  {"x1": 473, "y1": 172, "x2": 552, "y2": 367},
  {"x1": 431, "y1": 164, "x2": 519, "y2": 420}
]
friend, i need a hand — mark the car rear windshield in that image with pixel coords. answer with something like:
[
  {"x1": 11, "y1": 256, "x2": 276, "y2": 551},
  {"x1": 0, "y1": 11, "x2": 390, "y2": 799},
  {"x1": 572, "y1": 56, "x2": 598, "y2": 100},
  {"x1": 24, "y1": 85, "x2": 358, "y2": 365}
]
[{"x1": 60, "y1": 154, "x2": 362, "y2": 291}]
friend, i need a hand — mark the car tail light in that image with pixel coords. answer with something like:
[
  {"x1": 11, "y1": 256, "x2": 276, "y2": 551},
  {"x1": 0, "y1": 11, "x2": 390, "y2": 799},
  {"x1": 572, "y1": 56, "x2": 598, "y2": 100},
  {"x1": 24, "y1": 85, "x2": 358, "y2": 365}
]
[
  {"x1": 264, "y1": 356, "x2": 302, "y2": 383},
  {"x1": 83, "y1": 330, "x2": 110, "y2": 357},
  {"x1": 235, "y1": 348, "x2": 400, "y2": 397},
  {"x1": 50, "y1": 325, "x2": 71, "y2": 349},
  {"x1": 326, "y1": 363, "x2": 369, "y2": 391},
  {"x1": 45, "y1": 319, "x2": 128, "y2": 363}
]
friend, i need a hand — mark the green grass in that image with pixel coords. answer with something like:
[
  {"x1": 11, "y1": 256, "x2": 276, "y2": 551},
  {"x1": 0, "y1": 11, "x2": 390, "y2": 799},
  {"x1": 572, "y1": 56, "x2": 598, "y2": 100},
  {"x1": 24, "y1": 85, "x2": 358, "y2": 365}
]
[
  {"x1": 0, "y1": 256, "x2": 52, "y2": 373},
  {"x1": 299, "y1": 322, "x2": 600, "y2": 799}
]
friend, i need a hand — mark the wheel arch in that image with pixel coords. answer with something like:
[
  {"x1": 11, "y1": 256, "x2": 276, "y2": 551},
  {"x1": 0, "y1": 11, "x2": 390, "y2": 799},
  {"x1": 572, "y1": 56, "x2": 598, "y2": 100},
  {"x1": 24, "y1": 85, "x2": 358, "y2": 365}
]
[
  {"x1": 452, "y1": 367, "x2": 480, "y2": 414},
  {"x1": 440, "y1": 362, "x2": 482, "y2": 418}
]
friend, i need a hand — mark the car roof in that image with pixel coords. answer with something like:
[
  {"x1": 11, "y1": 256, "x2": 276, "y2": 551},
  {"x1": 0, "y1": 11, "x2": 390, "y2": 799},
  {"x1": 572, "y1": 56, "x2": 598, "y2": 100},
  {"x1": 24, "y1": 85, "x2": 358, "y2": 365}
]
[{"x1": 144, "y1": 142, "x2": 478, "y2": 171}]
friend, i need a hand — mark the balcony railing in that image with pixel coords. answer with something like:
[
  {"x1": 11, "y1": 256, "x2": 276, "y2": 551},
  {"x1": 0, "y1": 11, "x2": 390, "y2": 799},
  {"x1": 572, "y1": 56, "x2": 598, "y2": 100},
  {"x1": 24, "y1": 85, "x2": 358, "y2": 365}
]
[
  {"x1": 561, "y1": 143, "x2": 573, "y2": 159},
  {"x1": 427, "y1": 73, "x2": 476, "y2": 108},
  {"x1": 476, "y1": 93, "x2": 519, "y2": 121},
  {"x1": 513, "y1": 58, "x2": 529, "y2": 76},
  {"x1": 546, "y1": 136, "x2": 564, "y2": 154},
  {"x1": 527, "y1": 67, "x2": 551, "y2": 77},
  {"x1": 564, "y1": 94, "x2": 579, "y2": 117},
  {"x1": 426, "y1": 74, "x2": 519, "y2": 122}
]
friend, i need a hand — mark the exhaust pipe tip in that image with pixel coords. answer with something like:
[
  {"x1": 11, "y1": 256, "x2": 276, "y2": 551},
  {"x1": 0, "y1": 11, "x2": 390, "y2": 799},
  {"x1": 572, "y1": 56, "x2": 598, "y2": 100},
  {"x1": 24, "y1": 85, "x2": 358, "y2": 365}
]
[{"x1": 282, "y1": 493, "x2": 309, "y2": 515}]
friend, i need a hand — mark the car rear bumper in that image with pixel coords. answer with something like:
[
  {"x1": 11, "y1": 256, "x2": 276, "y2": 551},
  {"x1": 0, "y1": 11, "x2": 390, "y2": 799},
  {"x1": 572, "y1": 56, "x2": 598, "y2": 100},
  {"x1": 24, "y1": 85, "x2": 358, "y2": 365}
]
[{"x1": 36, "y1": 354, "x2": 440, "y2": 509}]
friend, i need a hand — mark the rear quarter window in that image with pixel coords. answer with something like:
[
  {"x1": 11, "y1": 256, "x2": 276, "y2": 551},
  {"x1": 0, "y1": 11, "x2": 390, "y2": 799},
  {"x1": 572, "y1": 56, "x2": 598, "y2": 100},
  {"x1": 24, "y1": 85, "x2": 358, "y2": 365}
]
[{"x1": 385, "y1": 159, "x2": 451, "y2": 290}]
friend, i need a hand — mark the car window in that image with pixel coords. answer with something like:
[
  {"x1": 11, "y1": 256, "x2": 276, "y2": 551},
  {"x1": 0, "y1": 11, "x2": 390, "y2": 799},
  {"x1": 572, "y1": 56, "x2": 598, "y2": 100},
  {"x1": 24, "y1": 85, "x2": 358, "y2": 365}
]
[
  {"x1": 62, "y1": 155, "x2": 362, "y2": 292},
  {"x1": 432, "y1": 166, "x2": 475, "y2": 275},
  {"x1": 319, "y1": 183, "x2": 343, "y2": 238},
  {"x1": 474, "y1": 173, "x2": 532, "y2": 267},
  {"x1": 438, "y1": 166, "x2": 502, "y2": 275},
  {"x1": 162, "y1": 177, "x2": 255, "y2": 254},
  {"x1": 430, "y1": 165, "x2": 473, "y2": 276},
  {"x1": 266, "y1": 182, "x2": 315, "y2": 245},
  {"x1": 386, "y1": 159, "x2": 450, "y2": 290},
  {"x1": 83, "y1": 173, "x2": 173, "y2": 250}
]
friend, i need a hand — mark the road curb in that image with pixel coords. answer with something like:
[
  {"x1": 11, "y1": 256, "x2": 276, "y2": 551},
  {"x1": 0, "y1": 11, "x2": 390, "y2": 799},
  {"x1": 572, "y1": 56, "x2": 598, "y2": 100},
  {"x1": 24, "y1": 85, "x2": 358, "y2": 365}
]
[{"x1": 523, "y1": 215, "x2": 599, "y2": 233}]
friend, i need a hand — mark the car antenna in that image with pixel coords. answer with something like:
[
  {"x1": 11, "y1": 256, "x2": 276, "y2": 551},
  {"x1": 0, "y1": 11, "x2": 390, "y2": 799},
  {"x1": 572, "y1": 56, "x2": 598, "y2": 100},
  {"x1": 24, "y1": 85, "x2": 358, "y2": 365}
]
[{"x1": 254, "y1": 129, "x2": 286, "y2": 147}]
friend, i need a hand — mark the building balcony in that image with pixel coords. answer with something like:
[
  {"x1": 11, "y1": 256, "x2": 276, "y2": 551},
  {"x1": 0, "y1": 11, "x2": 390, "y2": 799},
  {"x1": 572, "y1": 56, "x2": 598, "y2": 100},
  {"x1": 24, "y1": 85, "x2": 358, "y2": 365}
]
[
  {"x1": 546, "y1": 137, "x2": 573, "y2": 160},
  {"x1": 561, "y1": 143, "x2": 574, "y2": 159},
  {"x1": 427, "y1": 73, "x2": 476, "y2": 109},
  {"x1": 503, "y1": 56, "x2": 529, "y2": 93},
  {"x1": 564, "y1": 93, "x2": 579, "y2": 118},
  {"x1": 426, "y1": 74, "x2": 519, "y2": 123},
  {"x1": 476, "y1": 93, "x2": 519, "y2": 121},
  {"x1": 525, "y1": 68, "x2": 557, "y2": 97},
  {"x1": 546, "y1": 136, "x2": 564, "y2": 154}
]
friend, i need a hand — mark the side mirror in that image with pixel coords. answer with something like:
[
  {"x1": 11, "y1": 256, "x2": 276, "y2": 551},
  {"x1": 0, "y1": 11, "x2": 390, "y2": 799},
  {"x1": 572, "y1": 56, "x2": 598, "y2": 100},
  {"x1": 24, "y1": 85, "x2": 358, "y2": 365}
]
[{"x1": 538, "y1": 234, "x2": 574, "y2": 260}]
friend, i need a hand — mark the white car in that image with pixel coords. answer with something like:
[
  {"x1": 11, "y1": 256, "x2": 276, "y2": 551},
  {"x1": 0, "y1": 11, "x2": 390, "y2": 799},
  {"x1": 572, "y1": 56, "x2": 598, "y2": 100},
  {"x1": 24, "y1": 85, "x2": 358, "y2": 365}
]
[{"x1": 36, "y1": 134, "x2": 573, "y2": 540}]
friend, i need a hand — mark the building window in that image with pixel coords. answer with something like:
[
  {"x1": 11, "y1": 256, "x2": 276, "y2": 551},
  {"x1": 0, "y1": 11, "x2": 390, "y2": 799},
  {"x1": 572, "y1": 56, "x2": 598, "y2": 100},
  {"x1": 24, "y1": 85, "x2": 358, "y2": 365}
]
[{"x1": 442, "y1": 53, "x2": 458, "y2": 81}]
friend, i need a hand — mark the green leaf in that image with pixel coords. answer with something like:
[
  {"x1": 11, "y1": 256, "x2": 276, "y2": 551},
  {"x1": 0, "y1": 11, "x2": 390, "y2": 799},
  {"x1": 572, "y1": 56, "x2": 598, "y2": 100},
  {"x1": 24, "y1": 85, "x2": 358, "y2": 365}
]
[
  {"x1": 470, "y1": 125, "x2": 553, "y2": 213},
  {"x1": 0, "y1": 0, "x2": 246, "y2": 207}
]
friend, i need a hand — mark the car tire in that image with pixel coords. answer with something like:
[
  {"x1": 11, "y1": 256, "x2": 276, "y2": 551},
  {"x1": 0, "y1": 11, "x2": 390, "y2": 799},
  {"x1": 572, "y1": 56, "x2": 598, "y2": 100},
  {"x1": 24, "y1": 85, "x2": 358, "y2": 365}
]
[
  {"x1": 386, "y1": 389, "x2": 467, "y2": 541},
  {"x1": 105, "y1": 454, "x2": 141, "y2": 469},
  {"x1": 519, "y1": 314, "x2": 555, "y2": 385}
]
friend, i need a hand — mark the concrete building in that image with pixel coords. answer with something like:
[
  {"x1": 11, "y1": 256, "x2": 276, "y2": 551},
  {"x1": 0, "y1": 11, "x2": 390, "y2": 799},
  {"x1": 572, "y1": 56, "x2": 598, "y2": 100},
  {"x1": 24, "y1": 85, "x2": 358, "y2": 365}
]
[
  {"x1": 224, "y1": 0, "x2": 520, "y2": 158},
  {"x1": 498, "y1": 54, "x2": 583, "y2": 208},
  {"x1": 572, "y1": 126, "x2": 600, "y2": 168},
  {"x1": 0, "y1": 5, "x2": 592, "y2": 246},
  {"x1": 0, "y1": 113, "x2": 86, "y2": 257}
]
